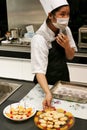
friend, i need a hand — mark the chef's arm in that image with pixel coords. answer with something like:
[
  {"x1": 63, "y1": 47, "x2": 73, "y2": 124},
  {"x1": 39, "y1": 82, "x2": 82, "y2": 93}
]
[
  {"x1": 36, "y1": 73, "x2": 52, "y2": 108},
  {"x1": 65, "y1": 45, "x2": 75, "y2": 60}
]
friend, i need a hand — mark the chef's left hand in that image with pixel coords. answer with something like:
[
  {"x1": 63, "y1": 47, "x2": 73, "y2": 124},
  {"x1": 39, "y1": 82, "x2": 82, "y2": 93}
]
[
  {"x1": 42, "y1": 92, "x2": 52, "y2": 110},
  {"x1": 56, "y1": 33, "x2": 69, "y2": 49}
]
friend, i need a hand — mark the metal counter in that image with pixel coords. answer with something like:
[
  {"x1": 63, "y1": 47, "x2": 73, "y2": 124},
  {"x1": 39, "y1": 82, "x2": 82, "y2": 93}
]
[
  {"x1": 0, "y1": 78, "x2": 87, "y2": 130},
  {"x1": 0, "y1": 45, "x2": 31, "y2": 59}
]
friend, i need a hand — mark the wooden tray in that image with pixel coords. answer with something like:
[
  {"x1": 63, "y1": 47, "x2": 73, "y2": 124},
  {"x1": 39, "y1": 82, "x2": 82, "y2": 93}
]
[{"x1": 51, "y1": 81, "x2": 87, "y2": 103}]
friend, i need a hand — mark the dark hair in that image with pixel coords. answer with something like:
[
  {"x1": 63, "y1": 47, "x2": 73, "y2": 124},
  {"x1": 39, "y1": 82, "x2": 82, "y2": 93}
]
[{"x1": 51, "y1": 5, "x2": 69, "y2": 15}]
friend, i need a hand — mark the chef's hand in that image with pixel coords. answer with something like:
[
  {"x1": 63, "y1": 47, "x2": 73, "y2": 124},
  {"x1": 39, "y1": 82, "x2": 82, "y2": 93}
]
[
  {"x1": 56, "y1": 33, "x2": 69, "y2": 49},
  {"x1": 42, "y1": 92, "x2": 52, "y2": 110}
]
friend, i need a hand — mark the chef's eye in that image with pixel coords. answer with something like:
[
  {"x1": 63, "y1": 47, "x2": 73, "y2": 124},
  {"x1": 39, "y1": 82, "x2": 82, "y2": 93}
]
[
  {"x1": 61, "y1": 13, "x2": 70, "y2": 17},
  {"x1": 61, "y1": 13, "x2": 66, "y2": 17}
]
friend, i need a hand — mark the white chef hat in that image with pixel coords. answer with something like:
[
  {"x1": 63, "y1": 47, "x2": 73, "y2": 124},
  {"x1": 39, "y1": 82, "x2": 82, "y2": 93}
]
[{"x1": 40, "y1": 0, "x2": 69, "y2": 15}]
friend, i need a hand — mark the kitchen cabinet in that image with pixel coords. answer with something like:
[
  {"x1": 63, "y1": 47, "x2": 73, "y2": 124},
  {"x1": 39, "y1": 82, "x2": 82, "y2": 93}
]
[
  {"x1": 0, "y1": 44, "x2": 34, "y2": 81},
  {"x1": 0, "y1": 57, "x2": 34, "y2": 81},
  {"x1": 68, "y1": 63, "x2": 87, "y2": 83},
  {"x1": 0, "y1": 56, "x2": 87, "y2": 83}
]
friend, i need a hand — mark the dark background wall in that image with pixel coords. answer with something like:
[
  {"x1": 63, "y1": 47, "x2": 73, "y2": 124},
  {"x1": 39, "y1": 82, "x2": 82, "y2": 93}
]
[
  {"x1": 67, "y1": 0, "x2": 87, "y2": 44},
  {"x1": 0, "y1": 0, "x2": 8, "y2": 37}
]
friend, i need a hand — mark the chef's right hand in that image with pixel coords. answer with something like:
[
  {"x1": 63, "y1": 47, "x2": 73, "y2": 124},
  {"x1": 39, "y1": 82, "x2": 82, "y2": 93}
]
[{"x1": 42, "y1": 92, "x2": 52, "y2": 110}]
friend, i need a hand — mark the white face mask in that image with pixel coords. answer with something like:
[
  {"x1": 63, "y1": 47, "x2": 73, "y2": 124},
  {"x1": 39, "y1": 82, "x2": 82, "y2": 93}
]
[{"x1": 53, "y1": 18, "x2": 69, "y2": 29}]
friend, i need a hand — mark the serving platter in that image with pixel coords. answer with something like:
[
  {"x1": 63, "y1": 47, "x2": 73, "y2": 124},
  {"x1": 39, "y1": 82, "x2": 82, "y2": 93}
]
[
  {"x1": 3, "y1": 102, "x2": 36, "y2": 121},
  {"x1": 34, "y1": 107, "x2": 75, "y2": 130},
  {"x1": 51, "y1": 81, "x2": 87, "y2": 103}
]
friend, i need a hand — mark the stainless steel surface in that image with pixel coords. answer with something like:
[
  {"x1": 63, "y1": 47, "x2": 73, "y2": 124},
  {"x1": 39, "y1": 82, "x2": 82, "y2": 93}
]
[
  {"x1": 6, "y1": 0, "x2": 46, "y2": 30},
  {"x1": 0, "y1": 45, "x2": 30, "y2": 52},
  {"x1": 0, "y1": 81, "x2": 22, "y2": 104},
  {"x1": 51, "y1": 81, "x2": 87, "y2": 103}
]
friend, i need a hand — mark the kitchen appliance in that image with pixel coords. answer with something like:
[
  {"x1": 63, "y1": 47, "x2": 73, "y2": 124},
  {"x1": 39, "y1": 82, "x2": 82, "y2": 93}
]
[
  {"x1": 78, "y1": 25, "x2": 87, "y2": 48},
  {"x1": 10, "y1": 28, "x2": 19, "y2": 39}
]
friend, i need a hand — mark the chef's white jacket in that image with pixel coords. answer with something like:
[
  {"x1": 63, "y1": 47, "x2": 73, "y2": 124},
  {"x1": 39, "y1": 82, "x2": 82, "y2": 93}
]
[{"x1": 31, "y1": 21, "x2": 77, "y2": 75}]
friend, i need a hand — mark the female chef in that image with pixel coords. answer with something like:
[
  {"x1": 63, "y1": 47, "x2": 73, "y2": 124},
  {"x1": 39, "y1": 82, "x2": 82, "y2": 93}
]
[{"x1": 31, "y1": 0, "x2": 77, "y2": 109}]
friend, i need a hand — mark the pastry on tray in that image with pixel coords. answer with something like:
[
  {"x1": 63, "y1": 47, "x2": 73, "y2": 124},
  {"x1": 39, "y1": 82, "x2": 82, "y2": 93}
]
[{"x1": 34, "y1": 107, "x2": 75, "y2": 130}]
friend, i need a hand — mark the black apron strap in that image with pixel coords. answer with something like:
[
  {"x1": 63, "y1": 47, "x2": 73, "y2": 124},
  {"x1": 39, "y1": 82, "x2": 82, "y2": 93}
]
[{"x1": 33, "y1": 40, "x2": 70, "y2": 85}]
